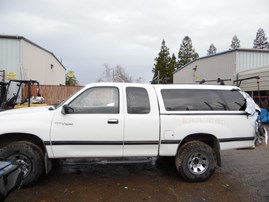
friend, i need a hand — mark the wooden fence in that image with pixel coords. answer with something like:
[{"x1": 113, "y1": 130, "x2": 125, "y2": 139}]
[{"x1": 22, "y1": 85, "x2": 83, "y2": 105}]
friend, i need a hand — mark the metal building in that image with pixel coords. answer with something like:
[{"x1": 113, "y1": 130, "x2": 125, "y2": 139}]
[
  {"x1": 0, "y1": 35, "x2": 65, "y2": 85},
  {"x1": 173, "y1": 49, "x2": 269, "y2": 107}
]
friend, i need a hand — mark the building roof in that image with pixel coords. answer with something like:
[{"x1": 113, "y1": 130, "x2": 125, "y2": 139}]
[
  {"x1": 174, "y1": 48, "x2": 269, "y2": 74},
  {"x1": 0, "y1": 34, "x2": 66, "y2": 70}
]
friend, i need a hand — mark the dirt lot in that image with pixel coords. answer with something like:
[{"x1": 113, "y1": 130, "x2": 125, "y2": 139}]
[{"x1": 6, "y1": 126, "x2": 269, "y2": 202}]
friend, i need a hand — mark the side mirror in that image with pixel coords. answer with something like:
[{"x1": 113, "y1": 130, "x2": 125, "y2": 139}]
[{"x1": 61, "y1": 104, "x2": 70, "y2": 115}]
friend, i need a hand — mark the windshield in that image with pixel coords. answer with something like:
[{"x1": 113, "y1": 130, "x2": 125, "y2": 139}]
[{"x1": 53, "y1": 92, "x2": 78, "y2": 109}]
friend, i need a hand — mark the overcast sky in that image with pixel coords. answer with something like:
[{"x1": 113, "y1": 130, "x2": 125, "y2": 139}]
[{"x1": 1, "y1": 0, "x2": 269, "y2": 84}]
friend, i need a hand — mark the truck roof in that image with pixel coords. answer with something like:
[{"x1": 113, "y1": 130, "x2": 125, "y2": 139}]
[{"x1": 84, "y1": 82, "x2": 240, "y2": 91}]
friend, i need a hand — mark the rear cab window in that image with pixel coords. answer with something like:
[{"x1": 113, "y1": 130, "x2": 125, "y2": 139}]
[{"x1": 126, "y1": 87, "x2": 150, "y2": 114}]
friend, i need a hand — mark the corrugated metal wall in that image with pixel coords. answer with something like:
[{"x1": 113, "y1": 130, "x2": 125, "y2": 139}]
[
  {"x1": 236, "y1": 50, "x2": 269, "y2": 73},
  {"x1": 1, "y1": 36, "x2": 66, "y2": 101},
  {"x1": 0, "y1": 38, "x2": 22, "y2": 99},
  {"x1": 0, "y1": 36, "x2": 65, "y2": 85},
  {"x1": 0, "y1": 38, "x2": 21, "y2": 80},
  {"x1": 174, "y1": 49, "x2": 269, "y2": 91}
]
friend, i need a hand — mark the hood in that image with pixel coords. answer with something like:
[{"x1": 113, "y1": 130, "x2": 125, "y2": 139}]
[
  {"x1": 0, "y1": 106, "x2": 52, "y2": 116},
  {"x1": 0, "y1": 105, "x2": 55, "y2": 135},
  {"x1": 0, "y1": 106, "x2": 55, "y2": 124}
]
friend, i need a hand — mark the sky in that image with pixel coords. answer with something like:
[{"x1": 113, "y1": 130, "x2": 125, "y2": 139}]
[{"x1": 0, "y1": 0, "x2": 269, "y2": 85}]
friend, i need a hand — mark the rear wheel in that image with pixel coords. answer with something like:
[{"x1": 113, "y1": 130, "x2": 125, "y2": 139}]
[
  {"x1": 175, "y1": 141, "x2": 216, "y2": 182},
  {"x1": 0, "y1": 141, "x2": 44, "y2": 186}
]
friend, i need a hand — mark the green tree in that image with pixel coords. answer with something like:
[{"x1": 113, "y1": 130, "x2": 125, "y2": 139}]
[
  {"x1": 177, "y1": 36, "x2": 199, "y2": 69},
  {"x1": 253, "y1": 28, "x2": 268, "y2": 49},
  {"x1": 152, "y1": 40, "x2": 175, "y2": 84},
  {"x1": 167, "y1": 53, "x2": 177, "y2": 83},
  {"x1": 230, "y1": 35, "x2": 240, "y2": 50},
  {"x1": 65, "y1": 71, "x2": 79, "y2": 86},
  {"x1": 207, "y1": 43, "x2": 217, "y2": 55}
]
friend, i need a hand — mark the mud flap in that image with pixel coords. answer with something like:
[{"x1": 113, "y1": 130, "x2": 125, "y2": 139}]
[{"x1": 44, "y1": 152, "x2": 51, "y2": 174}]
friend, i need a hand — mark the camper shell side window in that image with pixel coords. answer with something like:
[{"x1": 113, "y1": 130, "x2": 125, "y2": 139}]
[{"x1": 161, "y1": 89, "x2": 246, "y2": 111}]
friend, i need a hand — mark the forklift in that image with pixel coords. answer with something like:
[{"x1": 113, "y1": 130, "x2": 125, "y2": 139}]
[
  {"x1": 0, "y1": 81, "x2": 8, "y2": 109},
  {"x1": 0, "y1": 79, "x2": 45, "y2": 111}
]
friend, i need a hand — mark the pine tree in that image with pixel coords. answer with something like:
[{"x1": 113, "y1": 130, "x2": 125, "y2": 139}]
[
  {"x1": 166, "y1": 53, "x2": 177, "y2": 83},
  {"x1": 152, "y1": 40, "x2": 169, "y2": 83},
  {"x1": 177, "y1": 36, "x2": 199, "y2": 69},
  {"x1": 253, "y1": 28, "x2": 268, "y2": 49},
  {"x1": 207, "y1": 44, "x2": 217, "y2": 55},
  {"x1": 152, "y1": 40, "x2": 174, "y2": 84},
  {"x1": 230, "y1": 35, "x2": 240, "y2": 50}
]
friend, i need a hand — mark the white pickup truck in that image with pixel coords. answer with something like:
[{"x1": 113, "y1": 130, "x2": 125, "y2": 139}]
[{"x1": 0, "y1": 83, "x2": 260, "y2": 186}]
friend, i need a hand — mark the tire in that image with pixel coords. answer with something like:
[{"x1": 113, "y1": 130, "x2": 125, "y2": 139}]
[
  {"x1": 175, "y1": 141, "x2": 216, "y2": 182},
  {"x1": 0, "y1": 141, "x2": 45, "y2": 186}
]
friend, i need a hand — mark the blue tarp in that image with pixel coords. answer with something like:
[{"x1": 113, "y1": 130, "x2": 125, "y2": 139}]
[{"x1": 260, "y1": 108, "x2": 269, "y2": 123}]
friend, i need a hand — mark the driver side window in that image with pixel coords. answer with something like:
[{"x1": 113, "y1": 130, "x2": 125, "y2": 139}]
[{"x1": 68, "y1": 87, "x2": 119, "y2": 114}]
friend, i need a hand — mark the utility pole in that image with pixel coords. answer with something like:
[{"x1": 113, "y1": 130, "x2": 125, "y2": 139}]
[{"x1": 152, "y1": 71, "x2": 160, "y2": 84}]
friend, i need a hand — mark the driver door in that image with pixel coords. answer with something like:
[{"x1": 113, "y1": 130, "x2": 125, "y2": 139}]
[{"x1": 50, "y1": 86, "x2": 124, "y2": 158}]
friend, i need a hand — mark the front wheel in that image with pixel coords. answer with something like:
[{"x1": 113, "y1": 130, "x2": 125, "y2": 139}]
[
  {"x1": 175, "y1": 141, "x2": 216, "y2": 182},
  {"x1": 0, "y1": 141, "x2": 45, "y2": 186}
]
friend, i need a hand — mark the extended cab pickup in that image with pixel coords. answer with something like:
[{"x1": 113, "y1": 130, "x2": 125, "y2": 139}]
[{"x1": 0, "y1": 83, "x2": 259, "y2": 186}]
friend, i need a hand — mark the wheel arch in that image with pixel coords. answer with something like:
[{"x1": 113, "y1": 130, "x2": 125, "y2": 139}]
[
  {"x1": 0, "y1": 133, "x2": 47, "y2": 155},
  {"x1": 178, "y1": 133, "x2": 221, "y2": 167}
]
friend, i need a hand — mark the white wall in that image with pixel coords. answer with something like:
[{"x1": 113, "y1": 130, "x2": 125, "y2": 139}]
[
  {"x1": 21, "y1": 40, "x2": 65, "y2": 85},
  {"x1": 174, "y1": 52, "x2": 235, "y2": 85}
]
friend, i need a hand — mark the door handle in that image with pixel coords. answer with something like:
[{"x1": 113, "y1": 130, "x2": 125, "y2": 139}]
[{"x1": 107, "y1": 119, "x2": 119, "y2": 124}]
